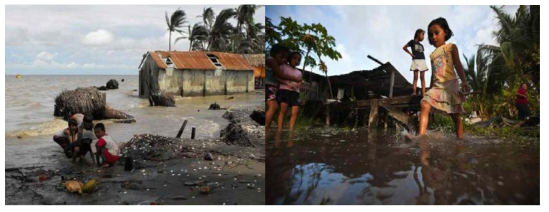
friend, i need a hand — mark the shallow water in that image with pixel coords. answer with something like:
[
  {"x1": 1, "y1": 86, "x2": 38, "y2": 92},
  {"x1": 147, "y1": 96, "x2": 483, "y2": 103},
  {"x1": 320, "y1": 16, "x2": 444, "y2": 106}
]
[
  {"x1": 266, "y1": 129, "x2": 539, "y2": 205},
  {"x1": 5, "y1": 75, "x2": 262, "y2": 168}
]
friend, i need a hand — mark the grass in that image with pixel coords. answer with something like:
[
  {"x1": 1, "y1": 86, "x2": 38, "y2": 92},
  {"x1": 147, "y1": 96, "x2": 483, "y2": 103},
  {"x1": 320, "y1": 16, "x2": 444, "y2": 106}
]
[{"x1": 432, "y1": 114, "x2": 539, "y2": 147}]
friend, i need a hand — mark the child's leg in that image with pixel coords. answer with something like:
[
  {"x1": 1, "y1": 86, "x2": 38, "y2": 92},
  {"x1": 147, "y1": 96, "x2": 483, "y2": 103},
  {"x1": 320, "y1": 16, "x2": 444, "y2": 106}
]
[
  {"x1": 72, "y1": 146, "x2": 80, "y2": 163},
  {"x1": 266, "y1": 100, "x2": 278, "y2": 130},
  {"x1": 412, "y1": 71, "x2": 419, "y2": 95},
  {"x1": 289, "y1": 106, "x2": 299, "y2": 131},
  {"x1": 277, "y1": 102, "x2": 289, "y2": 132},
  {"x1": 419, "y1": 100, "x2": 432, "y2": 136},
  {"x1": 450, "y1": 113, "x2": 463, "y2": 139},
  {"x1": 420, "y1": 71, "x2": 426, "y2": 96}
]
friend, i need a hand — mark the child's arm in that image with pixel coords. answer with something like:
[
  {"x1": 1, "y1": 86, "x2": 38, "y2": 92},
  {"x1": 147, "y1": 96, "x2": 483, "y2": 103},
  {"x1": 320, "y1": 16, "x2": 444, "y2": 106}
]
[
  {"x1": 403, "y1": 42, "x2": 414, "y2": 58},
  {"x1": 450, "y1": 44, "x2": 471, "y2": 92},
  {"x1": 89, "y1": 145, "x2": 96, "y2": 164},
  {"x1": 267, "y1": 58, "x2": 301, "y2": 82},
  {"x1": 275, "y1": 76, "x2": 295, "y2": 90}
]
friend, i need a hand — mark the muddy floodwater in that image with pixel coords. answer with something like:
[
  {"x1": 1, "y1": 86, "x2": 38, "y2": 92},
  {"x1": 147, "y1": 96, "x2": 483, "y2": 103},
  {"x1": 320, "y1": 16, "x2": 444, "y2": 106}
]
[{"x1": 266, "y1": 129, "x2": 539, "y2": 205}]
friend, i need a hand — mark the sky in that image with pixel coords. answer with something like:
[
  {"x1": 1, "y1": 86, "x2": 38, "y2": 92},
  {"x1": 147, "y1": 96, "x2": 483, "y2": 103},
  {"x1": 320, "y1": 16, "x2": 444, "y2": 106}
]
[
  {"x1": 5, "y1": 5, "x2": 265, "y2": 75},
  {"x1": 266, "y1": 5, "x2": 520, "y2": 84}
]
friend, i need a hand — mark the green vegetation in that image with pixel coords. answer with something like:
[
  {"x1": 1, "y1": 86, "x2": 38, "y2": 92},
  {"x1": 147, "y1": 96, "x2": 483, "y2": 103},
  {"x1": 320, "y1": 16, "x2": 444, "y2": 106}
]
[
  {"x1": 266, "y1": 16, "x2": 342, "y2": 100},
  {"x1": 464, "y1": 5, "x2": 539, "y2": 120},
  {"x1": 167, "y1": 5, "x2": 264, "y2": 54}
]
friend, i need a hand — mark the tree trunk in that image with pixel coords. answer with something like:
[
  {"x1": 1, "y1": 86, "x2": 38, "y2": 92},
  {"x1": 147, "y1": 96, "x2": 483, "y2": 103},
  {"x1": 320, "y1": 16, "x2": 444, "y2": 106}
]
[
  {"x1": 189, "y1": 40, "x2": 193, "y2": 51},
  {"x1": 169, "y1": 31, "x2": 172, "y2": 52},
  {"x1": 325, "y1": 72, "x2": 333, "y2": 99},
  {"x1": 301, "y1": 48, "x2": 311, "y2": 78}
]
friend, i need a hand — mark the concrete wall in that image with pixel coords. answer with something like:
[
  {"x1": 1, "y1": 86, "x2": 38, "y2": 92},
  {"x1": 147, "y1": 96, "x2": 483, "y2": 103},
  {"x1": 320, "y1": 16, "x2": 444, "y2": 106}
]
[
  {"x1": 156, "y1": 68, "x2": 254, "y2": 97},
  {"x1": 226, "y1": 70, "x2": 254, "y2": 94}
]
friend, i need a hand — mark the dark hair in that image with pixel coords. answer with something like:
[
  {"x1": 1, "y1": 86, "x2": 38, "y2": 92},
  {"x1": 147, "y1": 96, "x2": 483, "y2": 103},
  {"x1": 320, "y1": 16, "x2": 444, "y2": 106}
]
[
  {"x1": 427, "y1": 17, "x2": 453, "y2": 45},
  {"x1": 84, "y1": 115, "x2": 93, "y2": 123},
  {"x1": 288, "y1": 51, "x2": 302, "y2": 62},
  {"x1": 68, "y1": 119, "x2": 78, "y2": 127},
  {"x1": 269, "y1": 44, "x2": 290, "y2": 57},
  {"x1": 94, "y1": 123, "x2": 105, "y2": 132},
  {"x1": 414, "y1": 29, "x2": 425, "y2": 40}
]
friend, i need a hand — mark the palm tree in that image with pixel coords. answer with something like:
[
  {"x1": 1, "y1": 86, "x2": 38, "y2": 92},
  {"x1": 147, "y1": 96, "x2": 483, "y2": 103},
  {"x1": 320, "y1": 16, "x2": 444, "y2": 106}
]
[
  {"x1": 234, "y1": 5, "x2": 262, "y2": 52},
  {"x1": 237, "y1": 22, "x2": 265, "y2": 53},
  {"x1": 198, "y1": 7, "x2": 215, "y2": 32},
  {"x1": 165, "y1": 8, "x2": 188, "y2": 52},
  {"x1": 208, "y1": 8, "x2": 236, "y2": 52},
  {"x1": 490, "y1": 5, "x2": 540, "y2": 91},
  {"x1": 176, "y1": 23, "x2": 208, "y2": 51}
]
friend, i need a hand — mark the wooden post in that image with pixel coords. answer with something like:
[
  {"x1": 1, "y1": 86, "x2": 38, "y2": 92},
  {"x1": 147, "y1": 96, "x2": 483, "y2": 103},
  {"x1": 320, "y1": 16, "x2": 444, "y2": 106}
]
[
  {"x1": 176, "y1": 120, "x2": 188, "y2": 138},
  {"x1": 191, "y1": 127, "x2": 196, "y2": 139},
  {"x1": 368, "y1": 99, "x2": 379, "y2": 129},
  {"x1": 389, "y1": 69, "x2": 395, "y2": 98},
  {"x1": 325, "y1": 104, "x2": 330, "y2": 127}
]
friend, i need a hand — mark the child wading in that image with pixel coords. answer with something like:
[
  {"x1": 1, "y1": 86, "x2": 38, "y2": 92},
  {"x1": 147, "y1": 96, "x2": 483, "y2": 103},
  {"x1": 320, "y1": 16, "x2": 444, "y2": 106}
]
[
  {"x1": 276, "y1": 52, "x2": 303, "y2": 132},
  {"x1": 418, "y1": 17, "x2": 471, "y2": 139},
  {"x1": 403, "y1": 29, "x2": 429, "y2": 96},
  {"x1": 94, "y1": 123, "x2": 120, "y2": 168},
  {"x1": 265, "y1": 44, "x2": 302, "y2": 131}
]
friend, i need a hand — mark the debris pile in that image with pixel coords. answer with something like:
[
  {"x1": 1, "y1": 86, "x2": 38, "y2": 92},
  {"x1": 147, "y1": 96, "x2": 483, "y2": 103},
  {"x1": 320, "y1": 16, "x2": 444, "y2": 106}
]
[{"x1": 220, "y1": 109, "x2": 265, "y2": 147}]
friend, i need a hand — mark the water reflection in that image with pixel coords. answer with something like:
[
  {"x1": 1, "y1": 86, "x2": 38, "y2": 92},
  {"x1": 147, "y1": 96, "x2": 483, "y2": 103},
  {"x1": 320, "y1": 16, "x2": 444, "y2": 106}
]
[{"x1": 266, "y1": 129, "x2": 539, "y2": 205}]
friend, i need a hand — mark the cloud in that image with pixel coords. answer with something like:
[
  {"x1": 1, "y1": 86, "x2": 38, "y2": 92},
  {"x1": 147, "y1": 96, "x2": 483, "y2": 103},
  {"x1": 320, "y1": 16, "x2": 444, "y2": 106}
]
[
  {"x1": 267, "y1": 5, "x2": 512, "y2": 85},
  {"x1": 36, "y1": 51, "x2": 57, "y2": 61},
  {"x1": 82, "y1": 29, "x2": 115, "y2": 46},
  {"x1": 5, "y1": 5, "x2": 265, "y2": 75}
]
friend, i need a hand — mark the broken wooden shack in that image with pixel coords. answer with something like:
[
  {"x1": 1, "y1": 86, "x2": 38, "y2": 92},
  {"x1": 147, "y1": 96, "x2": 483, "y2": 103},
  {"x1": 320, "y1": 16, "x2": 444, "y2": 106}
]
[{"x1": 300, "y1": 55, "x2": 428, "y2": 130}]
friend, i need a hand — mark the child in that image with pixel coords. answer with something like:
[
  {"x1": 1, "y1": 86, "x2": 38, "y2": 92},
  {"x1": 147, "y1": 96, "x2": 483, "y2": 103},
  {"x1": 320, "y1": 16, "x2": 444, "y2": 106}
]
[
  {"x1": 403, "y1": 29, "x2": 429, "y2": 96},
  {"x1": 276, "y1": 52, "x2": 303, "y2": 132},
  {"x1": 94, "y1": 123, "x2": 120, "y2": 168},
  {"x1": 265, "y1": 44, "x2": 302, "y2": 131},
  {"x1": 418, "y1": 17, "x2": 470, "y2": 139},
  {"x1": 69, "y1": 115, "x2": 96, "y2": 165},
  {"x1": 53, "y1": 118, "x2": 79, "y2": 158}
]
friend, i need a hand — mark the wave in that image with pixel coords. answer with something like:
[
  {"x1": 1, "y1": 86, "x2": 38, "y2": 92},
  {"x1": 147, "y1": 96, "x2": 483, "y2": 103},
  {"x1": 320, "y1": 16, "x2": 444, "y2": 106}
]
[{"x1": 6, "y1": 119, "x2": 67, "y2": 138}]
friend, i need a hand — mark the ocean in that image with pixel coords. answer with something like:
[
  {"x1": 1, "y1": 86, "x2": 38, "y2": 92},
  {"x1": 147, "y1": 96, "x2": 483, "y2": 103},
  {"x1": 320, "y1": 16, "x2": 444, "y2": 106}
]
[{"x1": 5, "y1": 75, "x2": 262, "y2": 167}]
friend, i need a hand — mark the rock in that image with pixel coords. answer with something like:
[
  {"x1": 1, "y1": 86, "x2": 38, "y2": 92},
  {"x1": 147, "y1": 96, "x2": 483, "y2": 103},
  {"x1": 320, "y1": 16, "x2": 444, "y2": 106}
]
[
  {"x1": 133, "y1": 89, "x2": 137, "y2": 91},
  {"x1": 204, "y1": 153, "x2": 213, "y2": 161},
  {"x1": 106, "y1": 79, "x2": 119, "y2": 89},
  {"x1": 97, "y1": 86, "x2": 108, "y2": 91},
  {"x1": 180, "y1": 152, "x2": 198, "y2": 158},
  {"x1": 249, "y1": 154, "x2": 256, "y2": 160},
  {"x1": 121, "y1": 79, "x2": 125, "y2": 82},
  {"x1": 227, "y1": 96, "x2": 234, "y2": 100},
  {"x1": 149, "y1": 90, "x2": 175, "y2": 107},
  {"x1": 249, "y1": 110, "x2": 265, "y2": 126},
  {"x1": 207, "y1": 182, "x2": 221, "y2": 188},
  {"x1": 41, "y1": 195, "x2": 66, "y2": 205},
  {"x1": 246, "y1": 184, "x2": 255, "y2": 189},
  {"x1": 184, "y1": 182, "x2": 196, "y2": 186},
  {"x1": 209, "y1": 102, "x2": 221, "y2": 110},
  {"x1": 172, "y1": 195, "x2": 187, "y2": 200}
]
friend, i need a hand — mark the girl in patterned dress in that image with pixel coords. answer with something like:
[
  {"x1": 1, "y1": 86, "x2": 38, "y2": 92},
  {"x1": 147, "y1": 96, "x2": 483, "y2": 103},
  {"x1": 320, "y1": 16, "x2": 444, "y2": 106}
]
[{"x1": 418, "y1": 17, "x2": 471, "y2": 139}]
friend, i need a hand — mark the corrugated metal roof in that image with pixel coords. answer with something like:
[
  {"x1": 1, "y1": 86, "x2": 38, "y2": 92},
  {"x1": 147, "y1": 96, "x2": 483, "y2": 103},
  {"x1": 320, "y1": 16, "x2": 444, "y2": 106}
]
[
  {"x1": 242, "y1": 54, "x2": 265, "y2": 67},
  {"x1": 150, "y1": 51, "x2": 254, "y2": 71}
]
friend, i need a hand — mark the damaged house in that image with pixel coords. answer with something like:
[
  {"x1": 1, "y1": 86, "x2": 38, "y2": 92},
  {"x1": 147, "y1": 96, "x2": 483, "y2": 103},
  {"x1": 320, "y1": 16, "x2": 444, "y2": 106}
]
[
  {"x1": 242, "y1": 54, "x2": 266, "y2": 89},
  {"x1": 139, "y1": 51, "x2": 255, "y2": 98}
]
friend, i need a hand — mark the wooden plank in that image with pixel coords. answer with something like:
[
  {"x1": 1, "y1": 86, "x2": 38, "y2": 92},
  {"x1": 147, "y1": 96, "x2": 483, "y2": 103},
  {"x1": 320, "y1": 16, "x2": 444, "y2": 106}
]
[
  {"x1": 389, "y1": 70, "x2": 395, "y2": 98},
  {"x1": 357, "y1": 95, "x2": 421, "y2": 108},
  {"x1": 379, "y1": 101, "x2": 413, "y2": 130},
  {"x1": 368, "y1": 99, "x2": 379, "y2": 129}
]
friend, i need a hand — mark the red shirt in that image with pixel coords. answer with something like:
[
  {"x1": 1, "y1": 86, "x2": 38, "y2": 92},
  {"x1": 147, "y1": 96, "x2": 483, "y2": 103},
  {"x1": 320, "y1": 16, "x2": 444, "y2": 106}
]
[{"x1": 516, "y1": 88, "x2": 528, "y2": 104}]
